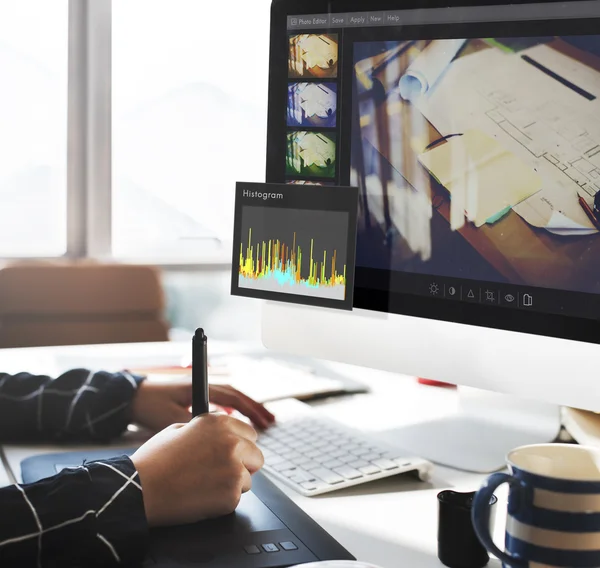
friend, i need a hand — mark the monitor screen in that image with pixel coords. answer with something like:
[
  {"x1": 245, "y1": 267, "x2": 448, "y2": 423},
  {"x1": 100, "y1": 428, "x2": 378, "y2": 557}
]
[{"x1": 266, "y1": 0, "x2": 600, "y2": 344}]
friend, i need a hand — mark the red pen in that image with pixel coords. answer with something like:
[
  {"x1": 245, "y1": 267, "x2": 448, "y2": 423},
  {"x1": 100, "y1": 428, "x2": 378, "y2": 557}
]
[{"x1": 578, "y1": 193, "x2": 600, "y2": 231}]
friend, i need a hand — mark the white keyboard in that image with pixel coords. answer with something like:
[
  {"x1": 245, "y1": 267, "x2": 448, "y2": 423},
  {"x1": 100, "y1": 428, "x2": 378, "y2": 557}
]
[{"x1": 258, "y1": 400, "x2": 433, "y2": 496}]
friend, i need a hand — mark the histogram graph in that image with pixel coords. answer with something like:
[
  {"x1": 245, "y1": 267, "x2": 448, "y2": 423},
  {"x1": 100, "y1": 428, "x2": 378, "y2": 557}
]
[
  {"x1": 238, "y1": 206, "x2": 349, "y2": 302},
  {"x1": 239, "y1": 228, "x2": 347, "y2": 300}
]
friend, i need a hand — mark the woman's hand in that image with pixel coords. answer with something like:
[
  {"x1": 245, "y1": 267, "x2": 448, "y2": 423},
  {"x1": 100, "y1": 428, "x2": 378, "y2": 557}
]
[
  {"x1": 130, "y1": 377, "x2": 275, "y2": 433},
  {"x1": 132, "y1": 413, "x2": 264, "y2": 526}
]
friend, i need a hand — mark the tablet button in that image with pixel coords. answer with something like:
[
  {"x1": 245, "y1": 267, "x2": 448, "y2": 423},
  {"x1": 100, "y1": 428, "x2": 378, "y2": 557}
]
[
  {"x1": 244, "y1": 545, "x2": 261, "y2": 555},
  {"x1": 280, "y1": 541, "x2": 298, "y2": 551}
]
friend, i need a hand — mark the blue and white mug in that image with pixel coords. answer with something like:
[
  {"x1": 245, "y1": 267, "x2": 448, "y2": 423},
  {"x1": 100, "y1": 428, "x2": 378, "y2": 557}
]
[{"x1": 472, "y1": 444, "x2": 600, "y2": 568}]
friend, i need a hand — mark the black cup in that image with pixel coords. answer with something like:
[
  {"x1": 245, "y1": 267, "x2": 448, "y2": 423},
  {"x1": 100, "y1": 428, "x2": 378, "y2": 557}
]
[{"x1": 437, "y1": 490, "x2": 497, "y2": 568}]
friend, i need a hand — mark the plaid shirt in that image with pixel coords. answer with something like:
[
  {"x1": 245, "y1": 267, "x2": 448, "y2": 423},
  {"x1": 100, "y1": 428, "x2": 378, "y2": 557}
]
[{"x1": 0, "y1": 370, "x2": 148, "y2": 567}]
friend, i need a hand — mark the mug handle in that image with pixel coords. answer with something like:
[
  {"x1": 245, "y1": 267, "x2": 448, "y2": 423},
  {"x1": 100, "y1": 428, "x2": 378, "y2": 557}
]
[{"x1": 471, "y1": 472, "x2": 527, "y2": 568}]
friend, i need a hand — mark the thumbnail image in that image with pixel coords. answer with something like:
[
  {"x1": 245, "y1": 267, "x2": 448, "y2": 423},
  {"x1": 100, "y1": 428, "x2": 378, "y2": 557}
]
[
  {"x1": 287, "y1": 82, "x2": 337, "y2": 127},
  {"x1": 287, "y1": 180, "x2": 334, "y2": 186},
  {"x1": 352, "y1": 35, "x2": 600, "y2": 295},
  {"x1": 289, "y1": 34, "x2": 338, "y2": 78},
  {"x1": 286, "y1": 131, "x2": 336, "y2": 178},
  {"x1": 238, "y1": 206, "x2": 349, "y2": 302}
]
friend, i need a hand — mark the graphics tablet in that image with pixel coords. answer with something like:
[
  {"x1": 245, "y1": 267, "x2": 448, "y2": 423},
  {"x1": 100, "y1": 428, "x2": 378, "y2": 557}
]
[{"x1": 21, "y1": 449, "x2": 354, "y2": 568}]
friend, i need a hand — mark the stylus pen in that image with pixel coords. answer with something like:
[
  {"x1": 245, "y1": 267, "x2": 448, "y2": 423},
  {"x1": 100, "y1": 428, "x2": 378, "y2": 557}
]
[{"x1": 192, "y1": 328, "x2": 210, "y2": 416}]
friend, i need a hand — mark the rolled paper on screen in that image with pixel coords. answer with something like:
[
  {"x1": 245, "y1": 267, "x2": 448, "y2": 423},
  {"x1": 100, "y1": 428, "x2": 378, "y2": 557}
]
[{"x1": 399, "y1": 39, "x2": 467, "y2": 100}]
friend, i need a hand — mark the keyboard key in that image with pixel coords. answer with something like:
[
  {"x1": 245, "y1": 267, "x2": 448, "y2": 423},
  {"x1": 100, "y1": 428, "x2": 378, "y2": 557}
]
[
  {"x1": 383, "y1": 454, "x2": 414, "y2": 467},
  {"x1": 323, "y1": 459, "x2": 344, "y2": 469},
  {"x1": 306, "y1": 449, "x2": 323, "y2": 459},
  {"x1": 262, "y1": 544, "x2": 279, "y2": 553},
  {"x1": 339, "y1": 455, "x2": 357, "y2": 464},
  {"x1": 289, "y1": 472, "x2": 312, "y2": 483},
  {"x1": 313, "y1": 440, "x2": 329, "y2": 449},
  {"x1": 281, "y1": 451, "x2": 302, "y2": 461},
  {"x1": 266, "y1": 455, "x2": 286, "y2": 466},
  {"x1": 301, "y1": 482, "x2": 319, "y2": 491},
  {"x1": 350, "y1": 447, "x2": 367, "y2": 456},
  {"x1": 294, "y1": 456, "x2": 312, "y2": 466},
  {"x1": 282, "y1": 468, "x2": 299, "y2": 478},
  {"x1": 273, "y1": 461, "x2": 295, "y2": 472},
  {"x1": 359, "y1": 465, "x2": 381, "y2": 475},
  {"x1": 310, "y1": 468, "x2": 345, "y2": 485},
  {"x1": 372, "y1": 459, "x2": 399, "y2": 471},
  {"x1": 302, "y1": 461, "x2": 320, "y2": 471},
  {"x1": 330, "y1": 449, "x2": 346, "y2": 458},
  {"x1": 244, "y1": 545, "x2": 261, "y2": 555},
  {"x1": 280, "y1": 541, "x2": 298, "y2": 551},
  {"x1": 360, "y1": 452, "x2": 381, "y2": 461},
  {"x1": 333, "y1": 466, "x2": 363, "y2": 480},
  {"x1": 349, "y1": 459, "x2": 369, "y2": 468}
]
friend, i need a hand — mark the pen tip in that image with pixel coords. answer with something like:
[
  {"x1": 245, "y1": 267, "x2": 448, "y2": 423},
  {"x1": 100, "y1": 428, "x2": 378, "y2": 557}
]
[{"x1": 194, "y1": 328, "x2": 206, "y2": 340}]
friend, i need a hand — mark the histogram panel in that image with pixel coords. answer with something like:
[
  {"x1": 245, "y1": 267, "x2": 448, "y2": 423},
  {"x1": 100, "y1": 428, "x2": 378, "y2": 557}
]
[{"x1": 238, "y1": 206, "x2": 349, "y2": 301}]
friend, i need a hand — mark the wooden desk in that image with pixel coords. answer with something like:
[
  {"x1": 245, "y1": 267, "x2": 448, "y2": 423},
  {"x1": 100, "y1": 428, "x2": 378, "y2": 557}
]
[{"x1": 355, "y1": 38, "x2": 600, "y2": 292}]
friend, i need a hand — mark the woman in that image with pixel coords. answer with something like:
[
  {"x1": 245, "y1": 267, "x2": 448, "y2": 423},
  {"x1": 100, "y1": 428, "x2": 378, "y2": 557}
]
[{"x1": 0, "y1": 368, "x2": 275, "y2": 566}]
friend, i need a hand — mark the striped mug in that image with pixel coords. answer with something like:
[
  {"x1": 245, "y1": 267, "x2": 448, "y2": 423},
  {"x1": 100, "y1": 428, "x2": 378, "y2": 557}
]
[{"x1": 472, "y1": 444, "x2": 600, "y2": 568}]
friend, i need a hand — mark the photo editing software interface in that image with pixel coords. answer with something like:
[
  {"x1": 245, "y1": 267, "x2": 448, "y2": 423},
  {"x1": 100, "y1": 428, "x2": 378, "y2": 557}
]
[
  {"x1": 231, "y1": 182, "x2": 358, "y2": 310},
  {"x1": 272, "y1": 2, "x2": 600, "y2": 327}
]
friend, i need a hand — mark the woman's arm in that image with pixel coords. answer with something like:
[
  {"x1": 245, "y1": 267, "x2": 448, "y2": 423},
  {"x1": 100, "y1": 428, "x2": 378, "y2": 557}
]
[
  {"x1": 0, "y1": 414, "x2": 265, "y2": 567},
  {"x1": 0, "y1": 456, "x2": 147, "y2": 567},
  {"x1": 0, "y1": 370, "x2": 144, "y2": 443}
]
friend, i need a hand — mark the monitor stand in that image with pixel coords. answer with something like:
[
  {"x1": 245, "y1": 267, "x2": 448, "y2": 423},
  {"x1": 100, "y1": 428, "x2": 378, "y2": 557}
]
[{"x1": 379, "y1": 387, "x2": 562, "y2": 473}]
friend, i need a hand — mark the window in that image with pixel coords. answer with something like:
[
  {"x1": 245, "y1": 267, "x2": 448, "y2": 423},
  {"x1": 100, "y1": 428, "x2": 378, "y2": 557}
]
[
  {"x1": 112, "y1": 0, "x2": 272, "y2": 261},
  {"x1": 0, "y1": 1, "x2": 68, "y2": 257}
]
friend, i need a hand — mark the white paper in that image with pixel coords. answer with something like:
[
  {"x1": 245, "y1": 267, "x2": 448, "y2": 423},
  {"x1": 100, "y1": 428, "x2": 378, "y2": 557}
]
[
  {"x1": 545, "y1": 209, "x2": 598, "y2": 236},
  {"x1": 524, "y1": 43, "x2": 600, "y2": 100},
  {"x1": 414, "y1": 44, "x2": 600, "y2": 233},
  {"x1": 399, "y1": 39, "x2": 467, "y2": 100}
]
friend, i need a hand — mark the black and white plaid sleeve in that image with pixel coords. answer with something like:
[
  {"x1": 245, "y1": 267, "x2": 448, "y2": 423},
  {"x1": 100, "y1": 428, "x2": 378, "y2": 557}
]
[
  {"x1": 0, "y1": 456, "x2": 148, "y2": 567},
  {"x1": 0, "y1": 370, "x2": 149, "y2": 566},
  {"x1": 0, "y1": 369, "x2": 145, "y2": 443}
]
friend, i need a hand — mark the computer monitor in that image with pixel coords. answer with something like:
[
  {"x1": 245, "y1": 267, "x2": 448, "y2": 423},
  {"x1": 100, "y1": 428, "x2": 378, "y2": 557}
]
[{"x1": 262, "y1": 0, "x2": 600, "y2": 472}]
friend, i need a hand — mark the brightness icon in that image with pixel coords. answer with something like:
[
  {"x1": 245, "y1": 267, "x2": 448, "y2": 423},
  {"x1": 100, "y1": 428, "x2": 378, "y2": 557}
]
[{"x1": 429, "y1": 283, "x2": 440, "y2": 296}]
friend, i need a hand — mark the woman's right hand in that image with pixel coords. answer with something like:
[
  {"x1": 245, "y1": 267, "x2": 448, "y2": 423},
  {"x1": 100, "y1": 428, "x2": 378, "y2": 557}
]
[{"x1": 131, "y1": 413, "x2": 264, "y2": 527}]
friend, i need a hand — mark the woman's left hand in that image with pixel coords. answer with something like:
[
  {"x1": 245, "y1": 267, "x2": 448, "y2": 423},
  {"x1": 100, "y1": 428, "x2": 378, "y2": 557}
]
[{"x1": 130, "y1": 376, "x2": 275, "y2": 433}]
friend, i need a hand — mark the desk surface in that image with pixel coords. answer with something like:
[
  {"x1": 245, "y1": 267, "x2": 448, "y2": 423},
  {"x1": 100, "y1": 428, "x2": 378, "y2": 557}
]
[
  {"x1": 356, "y1": 37, "x2": 600, "y2": 293},
  {"x1": 0, "y1": 341, "x2": 505, "y2": 568}
]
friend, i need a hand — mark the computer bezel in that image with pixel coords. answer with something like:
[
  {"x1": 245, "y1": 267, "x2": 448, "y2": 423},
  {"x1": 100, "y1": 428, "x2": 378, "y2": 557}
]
[{"x1": 266, "y1": 0, "x2": 600, "y2": 346}]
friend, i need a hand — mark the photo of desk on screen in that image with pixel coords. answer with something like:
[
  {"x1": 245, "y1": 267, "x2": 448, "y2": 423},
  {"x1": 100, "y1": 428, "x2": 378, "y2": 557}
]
[
  {"x1": 231, "y1": 182, "x2": 358, "y2": 311},
  {"x1": 353, "y1": 35, "x2": 600, "y2": 296}
]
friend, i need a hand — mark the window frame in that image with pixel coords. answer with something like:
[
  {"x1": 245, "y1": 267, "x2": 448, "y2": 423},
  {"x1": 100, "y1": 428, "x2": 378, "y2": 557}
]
[{"x1": 0, "y1": 0, "x2": 232, "y2": 267}]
